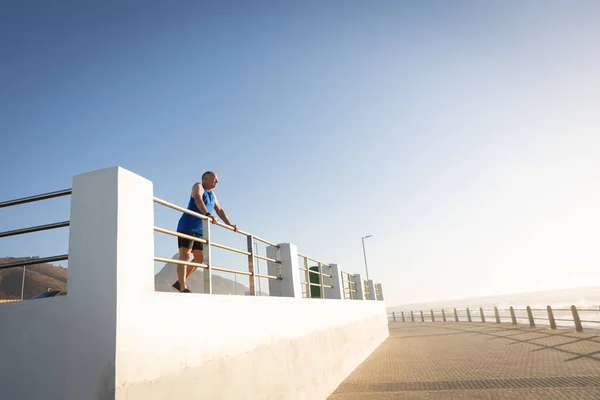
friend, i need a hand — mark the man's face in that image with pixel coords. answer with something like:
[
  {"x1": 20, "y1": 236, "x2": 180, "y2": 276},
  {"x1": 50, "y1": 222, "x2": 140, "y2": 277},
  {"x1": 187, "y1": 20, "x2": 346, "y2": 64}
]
[{"x1": 204, "y1": 174, "x2": 218, "y2": 190}]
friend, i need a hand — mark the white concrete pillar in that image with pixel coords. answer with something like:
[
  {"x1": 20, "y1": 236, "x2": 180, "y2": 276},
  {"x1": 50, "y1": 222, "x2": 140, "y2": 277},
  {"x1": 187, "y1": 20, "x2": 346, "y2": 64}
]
[
  {"x1": 66, "y1": 167, "x2": 154, "y2": 399},
  {"x1": 375, "y1": 283, "x2": 384, "y2": 301},
  {"x1": 267, "y1": 243, "x2": 301, "y2": 298},
  {"x1": 324, "y1": 264, "x2": 343, "y2": 299},
  {"x1": 366, "y1": 280, "x2": 376, "y2": 300},
  {"x1": 352, "y1": 273, "x2": 365, "y2": 300}
]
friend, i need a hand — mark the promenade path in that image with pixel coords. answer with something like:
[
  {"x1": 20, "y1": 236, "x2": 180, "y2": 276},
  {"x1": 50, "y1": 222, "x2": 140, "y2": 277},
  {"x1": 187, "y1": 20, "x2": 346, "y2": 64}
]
[{"x1": 330, "y1": 322, "x2": 600, "y2": 399}]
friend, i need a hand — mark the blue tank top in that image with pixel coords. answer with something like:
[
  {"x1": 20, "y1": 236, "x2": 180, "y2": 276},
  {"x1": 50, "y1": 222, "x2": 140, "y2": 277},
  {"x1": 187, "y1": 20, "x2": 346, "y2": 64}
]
[{"x1": 176, "y1": 190, "x2": 216, "y2": 234}]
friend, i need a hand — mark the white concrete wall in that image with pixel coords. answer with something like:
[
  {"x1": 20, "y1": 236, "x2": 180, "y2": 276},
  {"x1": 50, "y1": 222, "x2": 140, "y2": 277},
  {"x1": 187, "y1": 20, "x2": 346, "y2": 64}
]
[
  {"x1": 0, "y1": 166, "x2": 389, "y2": 400},
  {"x1": 0, "y1": 297, "x2": 68, "y2": 400},
  {"x1": 116, "y1": 293, "x2": 388, "y2": 400}
]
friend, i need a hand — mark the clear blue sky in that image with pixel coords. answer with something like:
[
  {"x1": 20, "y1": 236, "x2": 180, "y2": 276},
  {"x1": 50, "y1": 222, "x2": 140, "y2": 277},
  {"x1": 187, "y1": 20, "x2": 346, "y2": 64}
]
[{"x1": 1, "y1": 1, "x2": 599, "y2": 306}]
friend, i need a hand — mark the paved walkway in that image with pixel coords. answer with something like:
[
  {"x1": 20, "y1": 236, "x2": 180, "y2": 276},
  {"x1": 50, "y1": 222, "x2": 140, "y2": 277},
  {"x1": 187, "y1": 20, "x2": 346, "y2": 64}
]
[{"x1": 330, "y1": 322, "x2": 600, "y2": 399}]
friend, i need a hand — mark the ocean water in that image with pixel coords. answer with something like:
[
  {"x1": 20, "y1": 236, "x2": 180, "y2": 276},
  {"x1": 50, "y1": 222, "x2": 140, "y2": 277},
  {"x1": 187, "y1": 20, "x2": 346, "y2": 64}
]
[{"x1": 388, "y1": 286, "x2": 600, "y2": 331}]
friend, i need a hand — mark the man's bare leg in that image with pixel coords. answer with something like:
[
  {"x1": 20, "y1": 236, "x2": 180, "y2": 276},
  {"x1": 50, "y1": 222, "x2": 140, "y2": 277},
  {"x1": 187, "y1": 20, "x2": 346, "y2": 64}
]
[
  {"x1": 186, "y1": 249, "x2": 204, "y2": 279},
  {"x1": 177, "y1": 247, "x2": 192, "y2": 290}
]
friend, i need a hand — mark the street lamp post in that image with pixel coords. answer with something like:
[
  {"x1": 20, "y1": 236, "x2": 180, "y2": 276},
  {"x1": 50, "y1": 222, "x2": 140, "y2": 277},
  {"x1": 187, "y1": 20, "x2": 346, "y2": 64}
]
[{"x1": 361, "y1": 235, "x2": 372, "y2": 281}]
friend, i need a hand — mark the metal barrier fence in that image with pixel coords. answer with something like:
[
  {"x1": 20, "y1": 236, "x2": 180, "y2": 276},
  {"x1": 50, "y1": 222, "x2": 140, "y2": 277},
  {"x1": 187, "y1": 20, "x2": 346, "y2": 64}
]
[
  {"x1": 341, "y1": 271, "x2": 357, "y2": 300},
  {"x1": 389, "y1": 305, "x2": 600, "y2": 333},
  {"x1": 0, "y1": 188, "x2": 380, "y2": 301},
  {"x1": 363, "y1": 280, "x2": 371, "y2": 300},
  {"x1": 298, "y1": 254, "x2": 333, "y2": 299},
  {"x1": 0, "y1": 189, "x2": 71, "y2": 277},
  {"x1": 153, "y1": 197, "x2": 282, "y2": 295}
]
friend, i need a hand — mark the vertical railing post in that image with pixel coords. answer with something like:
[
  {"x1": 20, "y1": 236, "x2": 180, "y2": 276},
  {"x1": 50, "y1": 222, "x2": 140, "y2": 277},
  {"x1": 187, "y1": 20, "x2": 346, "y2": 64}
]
[
  {"x1": 318, "y1": 262, "x2": 324, "y2": 299},
  {"x1": 454, "y1": 308, "x2": 459, "y2": 322},
  {"x1": 304, "y1": 257, "x2": 311, "y2": 298},
  {"x1": 420, "y1": 310, "x2": 425, "y2": 322},
  {"x1": 494, "y1": 307, "x2": 500, "y2": 323},
  {"x1": 510, "y1": 306, "x2": 517, "y2": 325},
  {"x1": 466, "y1": 308, "x2": 472, "y2": 322},
  {"x1": 324, "y1": 264, "x2": 343, "y2": 299},
  {"x1": 442, "y1": 309, "x2": 447, "y2": 322},
  {"x1": 366, "y1": 280, "x2": 376, "y2": 300},
  {"x1": 246, "y1": 235, "x2": 256, "y2": 296},
  {"x1": 431, "y1": 309, "x2": 435, "y2": 322},
  {"x1": 480, "y1": 308, "x2": 485, "y2": 323},
  {"x1": 526, "y1": 306, "x2": 535, "y2": 327},
  {"x1": 401, "y1": 311, "x2": 405, "y2": 322},
  {"x1": 392, "y1": 312, "x2": 396, "y2": 322},
  {"x1": 572, "y1": 305, "x2": 583, "y2": 332},
  {"x1": 266, "y1": 243, "x2": 301, "y2": 298},
  {"x1": 410, "y1": 311, "x2": 415, "y2": 322},
  {"x1": 351, "y1": 273, "x2": 364, "y2": 301},
  {"x1": 547, "y1": 305, "x2": 556, "y2": 330},
  {"x1": 375, "y1": 283, "x2": 384, "y2": 300},
  {"x1": 65, "y1": 167, "x2": 155, "y2": 399},
  {"x1": 202, "y1": 218, "x2": 212, "y2": 294}
]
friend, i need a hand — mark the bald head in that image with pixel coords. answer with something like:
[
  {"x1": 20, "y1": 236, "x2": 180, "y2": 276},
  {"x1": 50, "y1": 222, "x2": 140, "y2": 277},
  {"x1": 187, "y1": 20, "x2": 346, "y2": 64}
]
[{"x1": 202, "y1": 171, "x2": 218, "y2": 191}]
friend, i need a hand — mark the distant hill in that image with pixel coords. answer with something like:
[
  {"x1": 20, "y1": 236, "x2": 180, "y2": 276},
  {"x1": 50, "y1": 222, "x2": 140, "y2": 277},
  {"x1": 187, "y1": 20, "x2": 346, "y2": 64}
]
[
  {"x1": 155, "y1": 253, "x2": 253, "y2": 295},
  {"x1": 0, "y1": 257, "x2": 68, "y2": 299},
  {"x1": 0, "y1": 255, "x2": 254, "y2": 299}
]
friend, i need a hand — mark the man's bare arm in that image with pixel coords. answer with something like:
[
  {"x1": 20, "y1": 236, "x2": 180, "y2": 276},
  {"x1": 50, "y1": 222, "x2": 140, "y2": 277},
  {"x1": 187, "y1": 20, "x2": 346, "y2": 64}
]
[
  {"x1": 214, "y1": 200, "x2": 236, "y2": 229},
  {"x1": 191, "y1": 183, "x2": 211, "y2": 216}
]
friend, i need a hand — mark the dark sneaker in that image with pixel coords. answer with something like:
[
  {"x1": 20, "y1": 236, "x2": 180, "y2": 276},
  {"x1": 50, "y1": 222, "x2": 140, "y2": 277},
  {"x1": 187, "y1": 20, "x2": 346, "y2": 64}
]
[
  {"x1": 172, "y1": 281, "x2": 181, "y2": 292},
  {"x1": 182, "y1": 288, "x2": 192, "y2": 293}
]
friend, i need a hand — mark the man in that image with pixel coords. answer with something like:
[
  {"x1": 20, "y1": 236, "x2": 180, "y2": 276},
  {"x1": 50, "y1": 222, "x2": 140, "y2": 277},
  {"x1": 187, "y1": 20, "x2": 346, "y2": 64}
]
[{"x1": 173, "y1": 171, "x2": 237, "y2": 293}]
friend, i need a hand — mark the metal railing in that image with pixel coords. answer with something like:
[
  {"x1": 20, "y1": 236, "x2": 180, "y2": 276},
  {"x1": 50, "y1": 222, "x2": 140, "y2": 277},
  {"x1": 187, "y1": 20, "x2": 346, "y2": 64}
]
[
  {"x1": 363, "y1": 280, "x2": 371, "y2": 300},
  {"x1": 341, "y1": 271, "x2": 357, "y2": 300},
  {"x1": 297, "y1": 254, "x2": 334, "y2": 299},
  {"x1": 389, "y1": 305, "x2": 600, "y2": 333},
  {"x1": 153, "y1": 197, "x2": 281, "y2": 295},
  {"x1": 0, "y1": 190, "x2": 71, "y2": 273}
]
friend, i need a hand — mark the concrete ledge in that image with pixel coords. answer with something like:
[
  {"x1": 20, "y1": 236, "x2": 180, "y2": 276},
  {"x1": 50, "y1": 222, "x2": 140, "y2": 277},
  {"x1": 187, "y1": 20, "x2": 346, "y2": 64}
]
[{"x1": 117, "y1": 314, "x2": 388, "y2": 400}]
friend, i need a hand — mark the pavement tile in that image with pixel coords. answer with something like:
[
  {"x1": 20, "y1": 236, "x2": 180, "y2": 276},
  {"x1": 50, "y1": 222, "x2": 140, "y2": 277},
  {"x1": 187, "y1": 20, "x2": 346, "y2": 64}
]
[{"x1": 329, "y1": 322, "x2": 600, "y2": 400}]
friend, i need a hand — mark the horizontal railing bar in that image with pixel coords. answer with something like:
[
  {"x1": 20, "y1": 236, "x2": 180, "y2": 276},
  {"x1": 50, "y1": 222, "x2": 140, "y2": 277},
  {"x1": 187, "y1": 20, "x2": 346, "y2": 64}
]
[
  {"x1": 154, "y1": 256, "x2": 253, "y2": 277},
  {"x1": 254, "y1": 254, "x2": 278, "y2": 263},
  {"x1": 154, "y1": 256, "x2": 207, "y2": 269},
  {"x1": 297, "y1": 253, "x2": 329, "y2": 266},
  {"x1": 0, "y1": 254, "x2": 69, "y2": 270},
  {"x1": 307, "y1": 282, "x2": 333, "y2": 288},
  {"x1": 554, "y1": 318, "x2": 576, "y2": 322},
  {"x1": 154, "y1": 227, "x2": 208, "y2": 244},
  {"x1": 580, "y1": 320, "x2": 600, "y2": 323},
  {"x1": 0, "y1": 189, "x2": 72, "y2": 209},
  {"x1": 211, "y1": 242, "x2": 251, "y2": 256},
  {"x1": 212, "y1": 265, "x2": 252, "y2": 276},
  {"x1": 255, "y1": 273, "x2": 279, "y2": 280},
  {"x1": 253, "y1": 235, "x2": 277, "y2": 247},
  {"x1": 321, "y1": 273, "x2": 332, "y2": 278},
  {"x1": 153, "y1": 197, "x2": 277, "y2": 245},
  {"x1": 0, "y1": 221, "x2": 70, "y2": 238}
]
